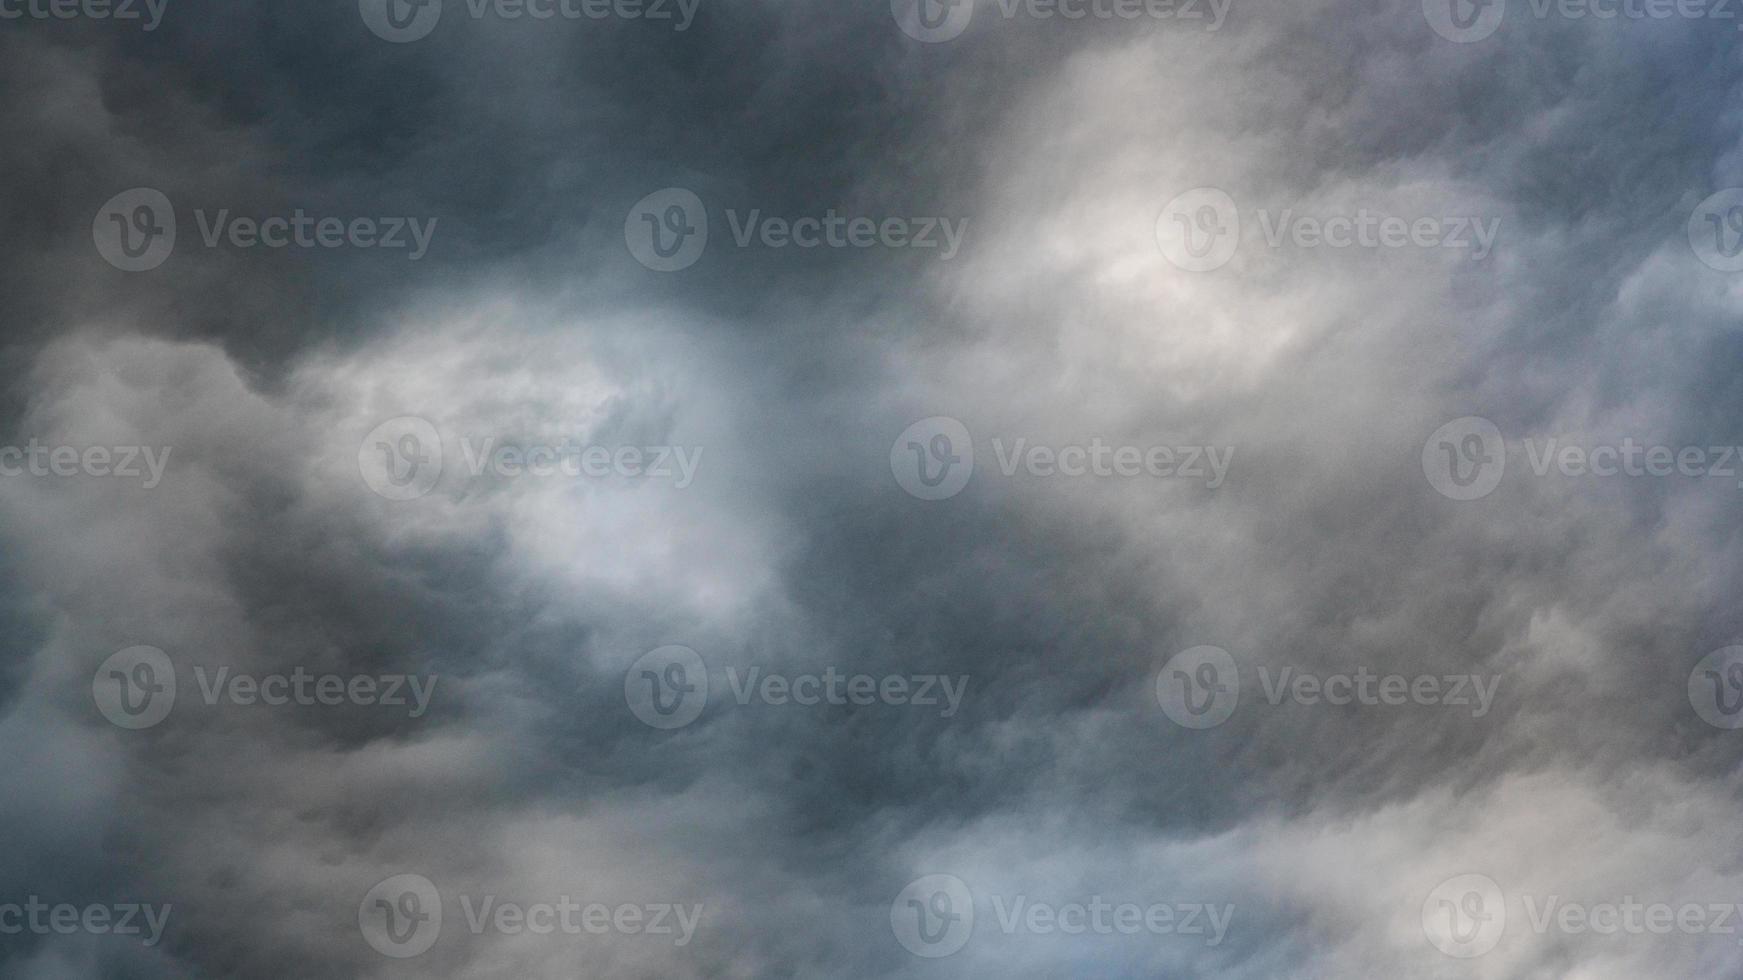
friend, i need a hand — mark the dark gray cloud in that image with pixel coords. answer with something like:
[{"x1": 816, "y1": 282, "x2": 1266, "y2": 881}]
[{"x1": 2, "y1": 0, "x2": 1743, "y2": 976}]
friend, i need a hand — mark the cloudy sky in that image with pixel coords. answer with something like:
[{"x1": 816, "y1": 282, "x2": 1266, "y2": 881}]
[{"x1": 3, "y1": 0, "x2": 1743, "y2": 976}]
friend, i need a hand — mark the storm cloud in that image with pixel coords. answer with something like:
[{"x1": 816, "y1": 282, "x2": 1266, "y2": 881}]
[{"x1": 2, "y1": 0, "x2": 1743, "y2": 976}]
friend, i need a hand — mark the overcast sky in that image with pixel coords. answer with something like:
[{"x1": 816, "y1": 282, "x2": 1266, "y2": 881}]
[{"x1": 3, "y1": 0, "x2": 1743, "y2": 976}]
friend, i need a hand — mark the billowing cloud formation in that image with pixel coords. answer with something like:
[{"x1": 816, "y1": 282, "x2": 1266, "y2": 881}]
[{"x1": 2, "y1": 0, "x2": 1742, "y2": 977}]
